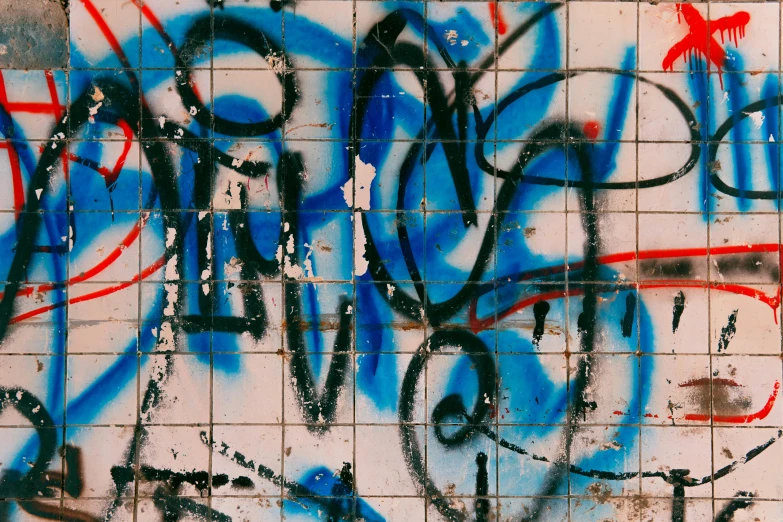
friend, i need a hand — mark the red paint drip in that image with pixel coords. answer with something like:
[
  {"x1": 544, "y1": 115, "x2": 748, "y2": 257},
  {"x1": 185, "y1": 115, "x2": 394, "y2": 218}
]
[
  {"x1": 583, "y1": 120, "x2": 601, "y2": 141},
  {"x1": 662, "y1": 4, "x2": 750, "y2": 91},
  {"x1": 489, "y1": 3, "x2": 507, "y2": 36}
]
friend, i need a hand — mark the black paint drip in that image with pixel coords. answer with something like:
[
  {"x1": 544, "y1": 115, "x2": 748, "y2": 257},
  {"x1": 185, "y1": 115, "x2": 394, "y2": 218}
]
[
  {"x1": 717, "y1": 310, "x2": 739, "y2": 353},
  {"x1": 532, "y1": 300, "x2": 550, "y2": 348},
  {"x1": 621, "y1": 292, "x2": 635, "y2": 338},
  {"x1": 672, "y1": 291, "x2": 686, "y2": 333},
  {"x1": 475, "y1": 452, "x2": 489, "y2": 522},
  {"x1": 338, "y1": 462, "x2": 354, "y2": 494}
]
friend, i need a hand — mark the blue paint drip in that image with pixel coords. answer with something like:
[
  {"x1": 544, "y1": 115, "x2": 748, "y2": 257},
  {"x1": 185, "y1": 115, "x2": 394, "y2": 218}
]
[{"x1": 725, "y1": 57, "x2": 751, "y2": 210}]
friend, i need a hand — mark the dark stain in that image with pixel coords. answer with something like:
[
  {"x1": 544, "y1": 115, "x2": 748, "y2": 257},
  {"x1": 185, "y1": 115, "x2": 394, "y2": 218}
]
[
  {"x1": 586, "y1": 482, "x2": 612, "y2": 504},
  {"x1": 684, "y1": 381, "x2": 752, "y2": 417},
  {"x1": 713, "y1": 253, "x2": 779, "y2": 282},
  {"x1": 640, "y1": 259, "x2": 694, "y2": 278}
]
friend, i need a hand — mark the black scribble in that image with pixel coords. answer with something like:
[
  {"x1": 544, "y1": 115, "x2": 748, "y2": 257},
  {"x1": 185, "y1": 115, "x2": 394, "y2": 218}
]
[{"x1": 717, "y1": 310, "x2": 738, "y2": 353}]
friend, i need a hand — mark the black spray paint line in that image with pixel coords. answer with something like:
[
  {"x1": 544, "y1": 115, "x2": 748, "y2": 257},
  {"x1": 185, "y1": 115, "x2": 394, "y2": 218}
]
[
  {"x1": 709, "y1": 94, "x2": 783, "y2": 200},
  {"x1": 0, "y1": 22, "x2": 298, "y2": 518},
  {"x1": 0, "y1": 7, "x2": 772, "y2": 520},
  {"x1": 152, "y1": 487, "x2": 231, "y2": 522},
  {"x1": 714, "y1": 492, "x2": 754, "y2": 522},
  {"x1": 475, "y1": 452, "x2": 490, "y2": 522},
  {"x1": 532, "y1": 300, "x2": 550, "y2": 348},
  {"x1": 206, "y1": 434, "x2": 358, "y2": 520},
  {"x1": 0, "y1": 388, "x2": 96, "y2": 521},
  {"x1": 474, "y1": 423, "x2": 782, "y2": 489},
  {"x1": 282, "y1": 155, "x2": 353, "y2": 431},
  {"x1": 621, "y1": 292, "x2": 636, "y2": 338},
  {"x1": 671, "y1": 477, "x2": 686, "y2": 522},
  {"x1": 672, "y1": 291, "x2": 686, "y2": 333},
  {"x1": 717, "y1": 309, "x2": 739, "y2": 353},
  {"x1": 398, "y1": 330, "x2": 496, "y2": 522},
  {"x1": 353, "y1": 2, "x2": 699, "y2": 333},
  {"x1": 527, "y1": 140, "x2": 602, "y2": 522},
  {"x1": 177, "y1": 15, "x2": 298, "y2": 138}
]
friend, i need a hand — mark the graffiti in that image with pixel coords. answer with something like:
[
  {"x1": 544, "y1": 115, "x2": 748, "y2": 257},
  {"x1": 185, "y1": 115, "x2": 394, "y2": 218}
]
[
  {"x1": 0, "y1": 1, "x2": 782, "y2": 521},
  {"x1": 663, "y1": 4, "x2": 751, "y2": 86}
]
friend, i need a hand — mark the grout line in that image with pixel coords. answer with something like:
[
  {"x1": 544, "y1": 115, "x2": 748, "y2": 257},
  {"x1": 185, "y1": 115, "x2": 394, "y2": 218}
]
[
  {"x1": 635, "y1": 1, "x2": 643, "y2": 520},
  {"x1": 706, "y1": 2, "x2": 717, "y2": 518},
  {"x1": 494, "y1": 0, "x2": 500, "y2": 517},
  {"x1": 206, "y1": 2, "x2": 215, "y2": 520},
  {"x1": 279, "y1": 3, "x2": 288, "y2": 519},
  {"x1": 563, "y1": 0, "x2": 571, "y2": 518},
  {"x1": 134, "y1": 3, "x2": 143, "y2": 521}
]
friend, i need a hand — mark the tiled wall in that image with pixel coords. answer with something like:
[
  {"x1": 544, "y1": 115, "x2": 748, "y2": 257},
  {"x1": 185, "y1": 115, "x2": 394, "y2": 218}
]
[{"x1": 0, "y1": 1, "x2": 782, "y2": 520}]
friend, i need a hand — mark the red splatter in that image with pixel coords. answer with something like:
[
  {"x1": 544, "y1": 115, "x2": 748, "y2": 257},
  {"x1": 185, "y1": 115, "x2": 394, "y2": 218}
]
[
  {"x1": 662, "y1": 4, "x2": 750, "y2": 90},
  {"x1": 583, "y1": 120, "x2": 601, "y2": 141},
  {"x1": 488, "y1": 3, "x2": 507, "y2": 36}
]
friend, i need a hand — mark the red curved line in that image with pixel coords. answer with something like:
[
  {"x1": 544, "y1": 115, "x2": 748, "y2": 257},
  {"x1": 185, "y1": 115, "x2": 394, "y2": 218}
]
[
  {"x1": 639, "y1": 281, "x2": 780, "y2": 312},
  {"x1": 4, "y1": 1, "x2": 183, "y2": 326},
  {"x1": 133, "y1": 0, "x2": 177, "y2": 58},
  {"x1": 0, "y1": 5, "x2": 155, "y2": 325},
  {"x1": 470, "y1": 280, "x2": 778, "y2": 334},
  {"x1": 46, "y1": 218, "x2": 144, "y2": 288},
  {"x1": 131, "y1": 0, "x2": 205, "y2": 103},
  {"x1": 684, "y1": 381, "x2": 780, "y2": 423},
  {"x1": 8, "y1": 255, "x2": 165, "y2": 325},
  {"x1": 471, "y1": 288, "x2": 580, "y2": 333},
  {"x1": 469, "y1": 243, "x2": 782, "y2": 333},
  {"x1": 104, "y1": 118, "x2": 134, "y2": 187},
  {"x1": 41, "y1": 117, "x2": 134, "y2": 187},
  {"x1": 80, "y1": 0, "x2": 133, "y2": 70},
  {"x1": 0, "y1": 213, "x2": 148, "y2": 301}
]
